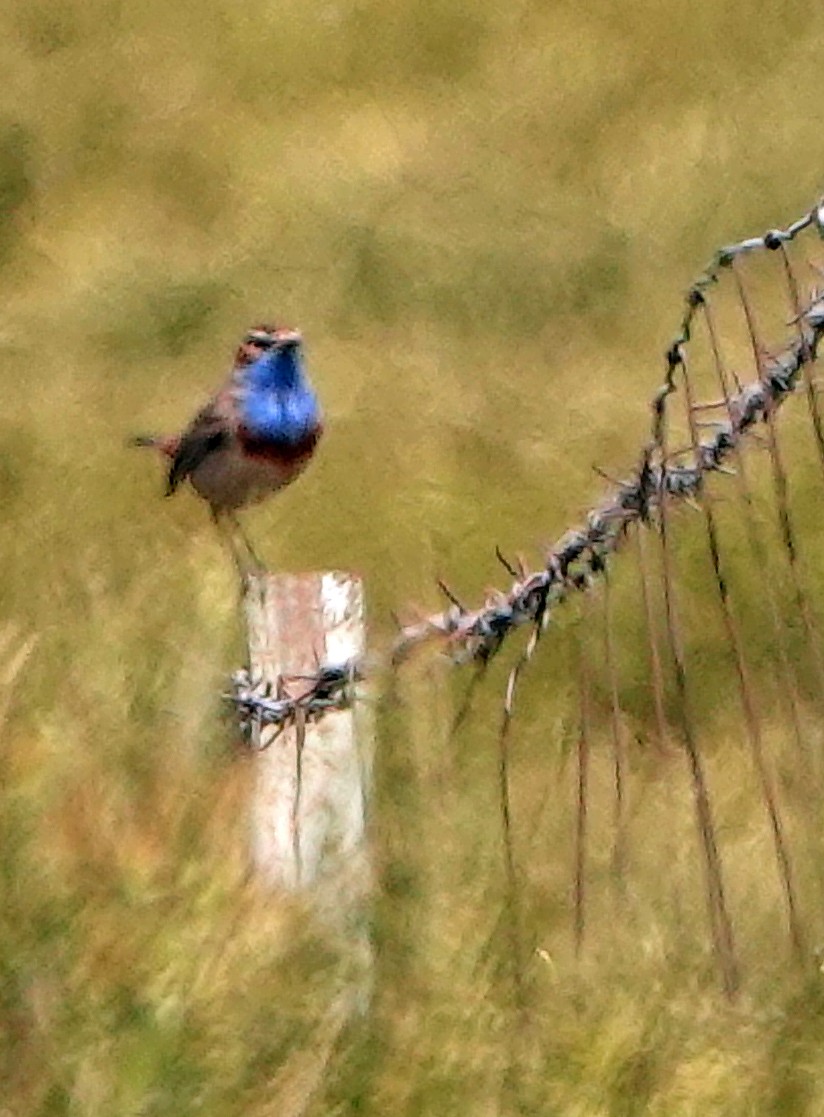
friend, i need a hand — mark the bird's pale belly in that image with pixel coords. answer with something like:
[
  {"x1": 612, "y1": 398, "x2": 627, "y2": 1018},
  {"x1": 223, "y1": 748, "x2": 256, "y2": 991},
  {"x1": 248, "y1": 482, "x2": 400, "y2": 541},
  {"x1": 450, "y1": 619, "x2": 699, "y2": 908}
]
[{"x1": 190, "y1": 444, "x2": 310, "y2": 512}]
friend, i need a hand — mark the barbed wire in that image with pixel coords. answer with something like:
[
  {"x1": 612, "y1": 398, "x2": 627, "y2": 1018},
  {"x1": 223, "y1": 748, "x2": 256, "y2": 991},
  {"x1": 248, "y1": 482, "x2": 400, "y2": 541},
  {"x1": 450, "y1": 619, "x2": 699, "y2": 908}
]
[
  {"x1": 227, "y1": 196, "x2": 824, "y2": 740},
  {"x1": 228, "y1": 660, "x2": 365, "y2": 741}
]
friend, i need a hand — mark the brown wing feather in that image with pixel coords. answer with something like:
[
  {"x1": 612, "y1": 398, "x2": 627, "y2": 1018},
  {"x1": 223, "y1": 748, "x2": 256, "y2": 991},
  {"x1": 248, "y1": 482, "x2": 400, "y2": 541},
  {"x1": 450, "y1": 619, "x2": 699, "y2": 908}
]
[{"x1": 166, "y1": 401, "x2": 232, "y2": 496}]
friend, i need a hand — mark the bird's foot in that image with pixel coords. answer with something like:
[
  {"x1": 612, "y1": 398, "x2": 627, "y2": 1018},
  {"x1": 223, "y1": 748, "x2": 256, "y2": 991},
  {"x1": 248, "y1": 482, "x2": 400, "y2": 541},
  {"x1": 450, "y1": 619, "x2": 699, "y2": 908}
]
[{"x1": 235, "y1": 552, "x2": 269, "y2": 584}]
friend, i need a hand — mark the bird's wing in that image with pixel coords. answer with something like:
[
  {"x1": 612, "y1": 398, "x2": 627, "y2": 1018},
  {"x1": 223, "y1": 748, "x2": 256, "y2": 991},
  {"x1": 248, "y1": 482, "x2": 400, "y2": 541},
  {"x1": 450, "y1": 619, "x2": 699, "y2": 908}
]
[{"x1": 166, "y1": 397, "x2": 233, "y2": 496}]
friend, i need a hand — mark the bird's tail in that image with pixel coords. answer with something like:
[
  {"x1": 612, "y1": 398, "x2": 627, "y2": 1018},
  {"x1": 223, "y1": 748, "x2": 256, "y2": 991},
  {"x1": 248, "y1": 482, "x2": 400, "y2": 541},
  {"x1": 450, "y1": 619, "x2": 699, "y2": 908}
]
[
  {"x1": 128, "y1": 434, "x2": 160, "y2": 448},
  {"x1": 128, "y1": 433, "x2": 178, "y2": 458}
]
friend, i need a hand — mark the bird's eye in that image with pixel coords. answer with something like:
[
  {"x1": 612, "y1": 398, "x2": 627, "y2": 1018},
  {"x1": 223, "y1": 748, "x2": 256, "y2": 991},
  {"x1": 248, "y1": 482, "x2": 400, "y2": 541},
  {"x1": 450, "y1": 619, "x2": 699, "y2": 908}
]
[{"x1": 245, "y1": 332, "x2": 275, "y2": 348}]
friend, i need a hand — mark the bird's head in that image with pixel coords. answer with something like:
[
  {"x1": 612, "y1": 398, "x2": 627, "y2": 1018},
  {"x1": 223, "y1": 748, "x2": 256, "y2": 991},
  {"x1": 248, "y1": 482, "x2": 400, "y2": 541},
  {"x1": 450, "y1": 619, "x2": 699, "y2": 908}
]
[
  {"x1": 234, "y1": 324, "x2": 303, "y2": 367},
  {"x1": 241, "y1": 324, "x2": 310, "y2": 395}
]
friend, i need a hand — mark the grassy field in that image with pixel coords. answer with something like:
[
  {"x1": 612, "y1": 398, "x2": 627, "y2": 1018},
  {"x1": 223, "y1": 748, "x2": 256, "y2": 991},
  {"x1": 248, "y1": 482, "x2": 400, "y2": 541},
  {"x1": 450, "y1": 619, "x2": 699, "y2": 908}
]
[{"x1": 4, "y1": 0, "x2": 824, "y2": 1112}]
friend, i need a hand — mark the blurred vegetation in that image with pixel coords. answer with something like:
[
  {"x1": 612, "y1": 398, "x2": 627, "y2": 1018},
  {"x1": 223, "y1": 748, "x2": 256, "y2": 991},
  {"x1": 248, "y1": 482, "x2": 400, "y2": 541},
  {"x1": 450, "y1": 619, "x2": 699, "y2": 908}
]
[{"x1": 3, "y1": 0, "x2": 824, "y2": 1112}]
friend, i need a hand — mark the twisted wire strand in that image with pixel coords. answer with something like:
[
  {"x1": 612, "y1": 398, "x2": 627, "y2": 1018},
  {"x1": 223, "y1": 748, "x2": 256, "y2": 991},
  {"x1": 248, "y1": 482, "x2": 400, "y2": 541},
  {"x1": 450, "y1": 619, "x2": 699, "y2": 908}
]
[
  {"x1": 392, "y1": 199, "x2": 824, "y2": 663},
  {"x1": 228, "y1": 661, "x2": 364, "y2": 741}
]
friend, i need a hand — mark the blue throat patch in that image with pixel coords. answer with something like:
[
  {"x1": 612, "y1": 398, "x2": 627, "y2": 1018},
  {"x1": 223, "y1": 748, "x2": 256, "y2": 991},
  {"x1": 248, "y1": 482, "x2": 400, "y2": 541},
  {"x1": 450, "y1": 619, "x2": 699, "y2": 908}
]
[{"x1": 241, "y1": 348, "x2": 321, "y2": 447}]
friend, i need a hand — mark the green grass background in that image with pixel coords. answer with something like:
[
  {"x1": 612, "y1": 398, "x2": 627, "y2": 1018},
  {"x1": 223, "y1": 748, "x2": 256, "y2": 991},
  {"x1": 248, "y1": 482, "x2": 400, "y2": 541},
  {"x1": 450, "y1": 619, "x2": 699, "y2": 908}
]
[{"x1": 4, "y1": 0, "x2": 824, "y2": 1113}]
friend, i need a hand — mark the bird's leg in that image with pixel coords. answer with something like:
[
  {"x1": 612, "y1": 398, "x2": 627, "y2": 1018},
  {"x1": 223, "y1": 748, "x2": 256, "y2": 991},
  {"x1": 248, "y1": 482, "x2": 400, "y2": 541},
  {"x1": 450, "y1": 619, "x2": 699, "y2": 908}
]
[
  {"x1": 211, "y1": 509, "x2": 267, "y2": 579},
  {"x1": 229, "y1": 512, "x2": 268, "y2": 575}
]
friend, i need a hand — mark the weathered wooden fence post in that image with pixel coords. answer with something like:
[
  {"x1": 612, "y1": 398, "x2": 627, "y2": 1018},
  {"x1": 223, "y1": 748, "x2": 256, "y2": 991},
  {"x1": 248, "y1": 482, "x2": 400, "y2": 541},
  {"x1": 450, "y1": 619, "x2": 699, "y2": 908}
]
[{"x1": 243, "y1": 571, "x2": 372, "y2": 1004}]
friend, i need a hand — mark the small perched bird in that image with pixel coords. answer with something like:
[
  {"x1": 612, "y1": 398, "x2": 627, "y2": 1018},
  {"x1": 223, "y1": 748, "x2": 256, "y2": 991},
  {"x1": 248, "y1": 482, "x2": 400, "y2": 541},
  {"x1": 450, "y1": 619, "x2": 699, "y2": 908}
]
[{"x1": 131, "y1": 324, "x2": 323, "y2": 573}]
